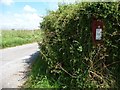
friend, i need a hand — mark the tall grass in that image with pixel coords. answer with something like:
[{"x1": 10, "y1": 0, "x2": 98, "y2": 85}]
[{"x1": 0, "y1": 30, "x2": 43, "y2": 48}]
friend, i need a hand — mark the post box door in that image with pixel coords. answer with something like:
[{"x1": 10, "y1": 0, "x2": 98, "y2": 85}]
[{"x1": 92, "y1": 19, "x2": 104, "y2": 44}]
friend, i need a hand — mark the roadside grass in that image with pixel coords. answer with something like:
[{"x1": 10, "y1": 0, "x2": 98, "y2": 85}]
[
  {"x1": 0, "y1": 30, "x2": 43, "y2": 48},
  {"x1": 0, "y1": 30, "x2": 2, "y2": 49},
  {"x1": 23, "y1": 55, "x2": 59, "y2": 88}
]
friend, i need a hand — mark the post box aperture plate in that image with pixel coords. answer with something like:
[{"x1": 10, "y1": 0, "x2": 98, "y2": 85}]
[{"x1": 96, "y1": 28, "x2": 102, "y2": 40}]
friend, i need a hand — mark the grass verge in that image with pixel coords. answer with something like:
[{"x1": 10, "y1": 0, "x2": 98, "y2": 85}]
[
  {"x1": 0, "y1": 30, "x2": 43, "y2": 48},
  {"x1": 23, "y1": 55, "x2": 59, "y2": 88}
]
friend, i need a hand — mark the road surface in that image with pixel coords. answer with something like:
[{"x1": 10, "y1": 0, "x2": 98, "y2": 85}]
[{"x1": 0, "y1": 43, "x2": 39, "y2": 89}]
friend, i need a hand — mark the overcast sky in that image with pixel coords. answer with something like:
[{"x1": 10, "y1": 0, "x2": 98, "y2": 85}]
[{"x1": 0, "y1": 0, "x2": 81, "y2": 30}]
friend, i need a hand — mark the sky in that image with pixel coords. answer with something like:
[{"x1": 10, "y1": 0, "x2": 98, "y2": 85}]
[
  {"x1": 0, "y1": 0, "x2": 82, "y2": 30},
  {"x1": 0, "y1": 0, "x2": 60, "y2": 30},
  {"x1": 0, "y1": 0, "x2": 117, "y2": 30}
]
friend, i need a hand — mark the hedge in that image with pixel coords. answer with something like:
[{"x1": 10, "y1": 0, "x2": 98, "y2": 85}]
[{"x1": 40, "y1": 2, "x2": 120, "y2": 88}]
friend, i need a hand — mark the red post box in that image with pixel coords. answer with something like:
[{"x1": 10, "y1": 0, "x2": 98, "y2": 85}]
[{"x1": 92, "y1": 17, "x2": 104, "y2": 44}]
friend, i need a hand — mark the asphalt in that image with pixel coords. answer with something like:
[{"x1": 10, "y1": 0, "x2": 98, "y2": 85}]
[{"x1": 0, "y1": 43, "x2": 39, "y2": 89}]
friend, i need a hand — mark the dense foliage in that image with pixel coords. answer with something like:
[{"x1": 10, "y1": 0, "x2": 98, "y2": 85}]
[{"x1": 40, "y1": 2, "x2": 120, "y2": 88}]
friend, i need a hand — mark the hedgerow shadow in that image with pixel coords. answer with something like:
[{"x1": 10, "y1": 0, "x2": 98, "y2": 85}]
[{"x1": 24, "y1": 54, "x2": 60, "y2": 88}]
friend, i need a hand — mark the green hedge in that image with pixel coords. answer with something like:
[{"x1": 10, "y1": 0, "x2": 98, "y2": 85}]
[{"x1": 40, "y1": 2, "x2": 120, "y2": 88}]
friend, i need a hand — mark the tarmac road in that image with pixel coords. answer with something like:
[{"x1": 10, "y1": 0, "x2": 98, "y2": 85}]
[{"x1": 0, "y1": 43, "x2": 39, "y2": 89}]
